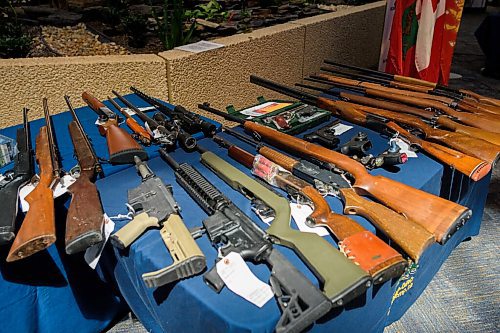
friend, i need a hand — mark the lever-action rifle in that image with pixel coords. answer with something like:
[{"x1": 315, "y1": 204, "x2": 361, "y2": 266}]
[
  {"x1": 200, "y1": 83, "x2": 472, "y2": 245},
  {"x1": 112, "y1": 91, "x2": 196, "y2": 151},
  {"x1": 111, "y1": 156, "x2": 206, "y2": 288},
  {"x1": 221, "y1": 127, "x2": 435, "y2": 260},
  {"x1": 214, "y1": 134, "x2": 408, "y2": 282},
  {"x1": 82, "y1": 91, "x2": 148, "y2": 164},
  {"x1": 7, "y1": 99, "x2": 58, "y2": 262},
  {"x1": 0, "y1": 108, "x2": 34, "y2": 245},
  {"x1": 64, "y1": 96, "x2": 105, "y2": 254},
  {"x1": 130, "y1": 86, "x2": 217, "y2": 137},
  {"x1": 107, "y1": 97, "x2": 153, "y2": 146},
  {"x1": 161, "y1": 150, "x2": 333, "y2": 333}
]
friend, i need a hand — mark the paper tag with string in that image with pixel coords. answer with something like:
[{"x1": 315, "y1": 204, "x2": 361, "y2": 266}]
[
  {"x1": 290, "y1": 202, "x2": 329, "y2": 237},
  {"x1": 53, "y1": 174, "x2": 77, "y2": 198},
  {"x1": 84, "y1": 214, "x2": 115, "y2": 269},
  {"x1": 390, "y1": 138, "x2": 418, "y2": 158},
  {"x1": 216, "y1": 252, "x2": 274, "y2": 307}
]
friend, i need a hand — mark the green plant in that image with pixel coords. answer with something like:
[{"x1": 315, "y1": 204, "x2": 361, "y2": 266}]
[
  {"x1": 122, "y1": 14, "x2": 148, "y2": 48},
  {"x1": 185, "y1": 0, "x2": 228, "y2": 22},
  {"x1": 153, "y1": 0, "x2": 196, "y2": 51},
  {"x1": 0, "y1": 10, "x2": 31, "y2": 59},
  {"x1": 107, "y1": 0, "x2": 129, "y2": 25}
]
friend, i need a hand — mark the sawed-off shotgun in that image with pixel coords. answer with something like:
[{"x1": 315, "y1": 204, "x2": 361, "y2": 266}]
[{"x1": 200, "y1": 79, "x2": 472, "y2": 245}]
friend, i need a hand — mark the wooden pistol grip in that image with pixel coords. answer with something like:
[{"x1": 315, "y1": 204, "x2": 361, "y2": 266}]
[
  {"x1": 302, "y1": 186, "x2": 365, "y2": 240},
  {"x1": 258, "y1": 146, "x2": 298, "y2": 171},
  {"x1": 436, "y1": 116, "x2": 500, "y2": 146},
  {"x1": 65, "y1": 172, "x2": 105, "y2": 254},
  {"x1": 7, "y1": 185, "x2": 55, "y2": 262},
  {"x1": 353, "y1": 173, "x2": 471, "y2": 244},
  {"x1": 110, "y1": 212, "x2": 159, "y2": 249},
  {"x1": 126, "y1": 118, "x2": 152, "y2": 144},
  {"x1": 105, "y1": 124, "x2": 148, "y2": 164},
  {"x1": 394, "y1": 75, "x2": 437, "y2": 88},
  {"x1": 340, "y1": 188, "x2": 434, "y2": 262}
]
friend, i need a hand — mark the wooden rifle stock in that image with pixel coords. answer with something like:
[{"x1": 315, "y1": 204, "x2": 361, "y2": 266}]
[
  {"x1": 385, "y1": 122, "x2": 491, "y2": 181},
  {"x1": 227, "y1": 145, "x2": 407, "y2": 281},
  {"x1": 346, "y1": 103, "x2": 500, "y2": 165},
  {"x1": 256, "y1": 146, "x2": 434, "y2": 260},
  {"x1": 65, "y1": 121, "x2": 104, "y2": 254},
  {"x1": 435, "y1": 116, "x2": 500, "y2": 146},
  {"x1": 7, "y1": 127, "x2": 56, "y2": 262},
  {"x1": 82, "y1": 92, "x2": 147, "y2": 164},
  {"x1": 107, "y1": 97, "x2": 152, "y2": 145},
  {"x1": 244, "y1": 121, "x2": 471, "y2": 244}
]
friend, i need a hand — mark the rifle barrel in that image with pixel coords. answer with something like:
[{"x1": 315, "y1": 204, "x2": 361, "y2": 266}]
[
  {"x1": 197, "y1": 103, "x2": 245, "y2": 124},
  {"x1": 112, "y1": 90, "x2": 159, "y2": 128}
]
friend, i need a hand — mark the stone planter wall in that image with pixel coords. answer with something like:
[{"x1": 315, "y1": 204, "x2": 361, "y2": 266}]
[{"x1": 0, "y1": 1, "x2": 385, "y2": 128}]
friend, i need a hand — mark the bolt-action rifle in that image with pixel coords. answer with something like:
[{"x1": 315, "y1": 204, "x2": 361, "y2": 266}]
[
  {"x1": 200, "y1": 84, "x2": 472, "y2": 245},
  {"x1": 161, "y1": 150, "x2": 335, "y2": 333},
  {"x1": 7, "y1": 99, "x2": 59, "y2": 261},
  {"x1": 82, "y1": 91, "x2": 148, "y2": 163},
  {"x1": 107, "y1": 97, "x2": 153, "y2": 146},
  {"x1": 220, "y1": 127, "x2": 435, "y2": 260},
  {"x1": 112, "y1": 91, "x2": 196, "y2": 151},
  {"x1": 64, "y1": 96, "x2": 105, "y2": 254},
  {"x1": 111, "y1": 156, "x2": 206, "y2": 288},
  {"x1": 130, "y1": 86, "x2": 217, "y2": 137},
  {"x1": 0, "y1": 108, "x2": 34, "y2": 245},
  {"x1": 213, "y1": 134, "x2": 408, "y2": 281}
]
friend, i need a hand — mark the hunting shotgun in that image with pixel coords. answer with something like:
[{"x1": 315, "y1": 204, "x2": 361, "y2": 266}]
[
  {"x1": 220, "y1": 127, "x2": 435, "y2": 261},
  {"x1": 112, "y1": 91, "x2": 197, "y2": 151},
  {"x1": 323, "y1": 60, "x2": 500, "y2": 110},
  {"x1": 200, "y1": 80, "x2": 472, "y2": 244},
  {"x1": 299, "y1": 79, "x2": 500, "y2": 146},
  {"x1": 7, "y1": 99, "x2": 59, "y2": 262},
  {"x1": 112, "y1": 156, "x2": 205, "y2": 288},
  {"x1": 107, "y1": 97, "x2": 152, "y2": 146},
  {"x1": 130, "y1": 86, "x2": 216, "y2": 137},
  {"x1": 214, "y1": 134, "x2": 408, "y2": 281},
  {"x1": 82, "y1": 91, "x2": 148, "y2": 163},
  {"x1": 64, "y1": 95, "x2": 105, "y2": 254},
  {"x1": 161, "y1": 151, "x2": 333, "y2": 333},
  {"x1": 0, "y1": 108, "x2": 34, "y2": 245},
  {"x1": 250, "y1": 76, "x2": 496, "y2": 178}
]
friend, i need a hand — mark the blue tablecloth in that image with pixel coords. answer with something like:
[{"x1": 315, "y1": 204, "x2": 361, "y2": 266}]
[{"x1": 0, "y1": 95, "x2": 490, "y2": 333}]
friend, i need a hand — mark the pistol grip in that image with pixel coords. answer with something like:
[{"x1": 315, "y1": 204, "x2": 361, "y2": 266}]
[
  {"x1": 203, "y1": 265, "x2": 225, "y2": 293},
  {"x1": 111, "y1": 212, "x2": 159, "y2": 249},
  {"x1": 142, "y1": 214, "x2": 206, "y2": 288}
]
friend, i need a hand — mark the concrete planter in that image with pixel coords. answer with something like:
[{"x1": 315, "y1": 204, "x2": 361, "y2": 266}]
[{"x1": 0, "y1": 1, "x2": 385, "y2": 128}]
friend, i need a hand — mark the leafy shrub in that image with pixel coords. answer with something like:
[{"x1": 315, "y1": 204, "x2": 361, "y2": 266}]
[
  {"x1": 122, "y1": 14, "x2": 148, "y2": 48},
  {"x1": 153, "y1": 0, "x2": 196, "y2": 50},
  {"x1": 185, "y1": 0, "x2": 228, "y2": 22},
  {"x1": 0, "y1": 21, "x2": 31, "y2": 58}
]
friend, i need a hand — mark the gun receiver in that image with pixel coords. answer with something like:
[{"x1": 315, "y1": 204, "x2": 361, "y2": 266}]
[
  {"x1": 214, "y1": 135, "x2": 407, "y2": 282},
  {"x1": 160, "y1": 151, "x2": 333, "y2": 332},
  {"x1": 64, "y1": 95, "x2": 105, "y2": 254},
  {"x1": 130, "y1": 86, "x2": 217, "y2": 137},
  {"x1": 0, "y1": 108, "x2": 34, "y2": 245},
  {"x1": 107, "y1": 97, "x2": 153, "y2": 145},
  {"x1": 111, "y1": 156, "x2": 205, "y2": 287},
  {"x1": 82, "y1": 91, "x2": 148, "y2": 164},
  {"x1": 200, "y1": 92, "x2": 471, "y2": 245},
  {"x1": 7, "y1": 100, "x2": 60, "y2": 262},
  {"x1": 112, "y1": 91, "x2": 196, "y2": 150}
]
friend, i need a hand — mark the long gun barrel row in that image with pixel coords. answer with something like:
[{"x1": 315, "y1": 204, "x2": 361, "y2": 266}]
[
  {"x1": 7, "y1": 99, "x2": 59, "y2": 262},
  {"x1": 111, "y1": 156, "x2": 205, "y2": 288},
  {"x1": 160, "y1": 150, "x2": 334, "y2": 333},
  {"x1": 82, "y1": 91, "x2": 148, "y2": 163},
  {"x1": 199, "y1": 86, "x2": 472, "y2": 245},
  {"x1": 213, "y1": 135, "x2": 408, "y2": 282},
  {"x1": 107, "y1": 98, "x2": 153, "y2": 145},
  {"x1": 112, "y1": 91, "x2": 197, "y2": 151},
  {"x1": 0, "y1": 108, "x2": 34, "y2": 245},
  {"x1": 64, "y1": 96, "x2": 105, "y2": 254},
  {"x1": 130, "y1": 86, "x2": 217, "y2": 137},
  {"x1": 220, "y1": 127, "x2": 435, "y2": 262}
]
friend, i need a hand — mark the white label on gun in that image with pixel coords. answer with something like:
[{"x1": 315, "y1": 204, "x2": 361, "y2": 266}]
[
  {"x1": 53, "y1": 175, "x2": 77, "y2": 198},
  {"x1": 391, "y1": 138, "x2": 418, "y2": 158},
  {"x1": 291, "y1": 203, "x2": 329, "y2": 237},
  {"x1": 19, "y1": 175, "x2": 40, "y2": 212},
  {"x1": 330, "y1": 123, "x2": 353, "y2": 135},
  {"x1": 216, "y1": 252, "x2": 274, "y2": 308},
  {"x1": 85, "y1": 214, "x2": 115, "y2": 269}
]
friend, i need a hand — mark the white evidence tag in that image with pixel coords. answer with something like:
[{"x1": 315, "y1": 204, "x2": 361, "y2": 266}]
[
  {"x1": 121, "y1": 106, "x2": 156, "y2": 116},
  {"x1": 290, "y1": 202, "x2": 329, "y2": 237},
  {"x1": 331, "y1": 123, "x2": 353, "y2": 135},
  {"x1": 84, "y1": 214, "x2": 115, "y2": 269},
  {"x1": 53, "y1": 174, "x2": 77, "y2": 198},
  {"x1": 253, "y1": 209, "x2": 274, "y2": 225},
  {"x1": 19, "y1": 175, "x2": 40, "y2": 212},
  {"x1": 216, "y1": 252, "x2": 274, "y2": 308},
  {"x1": 391, "y1": 138, "x2": 418, "y2": 158}
]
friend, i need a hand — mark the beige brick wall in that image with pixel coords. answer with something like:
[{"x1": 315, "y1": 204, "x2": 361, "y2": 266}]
[
  {"x1": 0, "y1": 55, "x2": 168, "y2": 128},
  {"x1": 0, "y1": 1, "x2": 386, "y2": 128}
]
